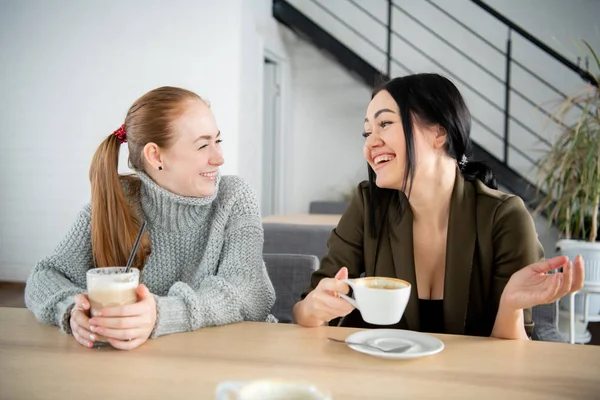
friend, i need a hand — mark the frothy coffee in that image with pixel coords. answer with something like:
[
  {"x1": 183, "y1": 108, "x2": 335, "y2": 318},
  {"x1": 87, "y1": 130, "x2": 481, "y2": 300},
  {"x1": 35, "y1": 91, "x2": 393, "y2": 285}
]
[
  {"x1": 89, "y1": 283, "x2": 138, "y2": 316},
  {"x1": 357, "y1": 277, "x2": 408, "y2": 290},
  {"x1": 86, "y1": 267, "x2": 140, "y2": 343}
]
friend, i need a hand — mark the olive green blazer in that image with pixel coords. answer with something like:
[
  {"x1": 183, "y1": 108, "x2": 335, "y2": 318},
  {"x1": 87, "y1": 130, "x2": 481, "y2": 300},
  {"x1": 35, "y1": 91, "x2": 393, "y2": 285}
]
[{"x1": 302, "y1": 171, "x2": 542, "y2": 337}]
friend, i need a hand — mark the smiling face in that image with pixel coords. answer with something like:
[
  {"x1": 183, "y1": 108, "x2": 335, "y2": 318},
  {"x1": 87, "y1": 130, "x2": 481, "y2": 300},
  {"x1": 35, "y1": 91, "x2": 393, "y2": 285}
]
[
  {"x1": 143, "y1": 99, "x2": 224, "y2": 197},
  {"x1": 363, "y1": 90, "x2": 443, "y2": 192}
]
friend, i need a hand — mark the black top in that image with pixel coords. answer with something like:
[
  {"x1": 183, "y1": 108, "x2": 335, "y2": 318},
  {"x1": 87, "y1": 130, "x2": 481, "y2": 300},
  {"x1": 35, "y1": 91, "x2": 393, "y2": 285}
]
[{"x1": 419, "y1": 299, "x2": 444, "y2": 334}]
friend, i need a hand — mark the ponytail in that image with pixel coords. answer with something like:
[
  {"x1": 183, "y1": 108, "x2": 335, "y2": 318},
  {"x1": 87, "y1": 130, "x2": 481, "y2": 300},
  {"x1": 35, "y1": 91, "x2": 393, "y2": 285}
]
[
  {"x1": 461, "y1": 160, "x2": 498, "y2": 190},
  {"x1": 89, "y1": 133, "x2": 149, "y2": 269}
]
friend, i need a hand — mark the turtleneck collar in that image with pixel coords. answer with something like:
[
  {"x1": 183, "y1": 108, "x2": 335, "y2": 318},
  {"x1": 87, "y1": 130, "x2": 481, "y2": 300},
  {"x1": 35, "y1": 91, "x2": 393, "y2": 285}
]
[{"x1": 136, "y1": 170, "x2": 221, "y2": 231}]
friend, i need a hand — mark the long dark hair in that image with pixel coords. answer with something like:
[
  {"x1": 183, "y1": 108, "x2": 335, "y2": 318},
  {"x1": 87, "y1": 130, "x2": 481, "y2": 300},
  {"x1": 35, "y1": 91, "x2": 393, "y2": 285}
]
[{"x1": 367, "y1": 73, "x2": 497, "y2": 236}]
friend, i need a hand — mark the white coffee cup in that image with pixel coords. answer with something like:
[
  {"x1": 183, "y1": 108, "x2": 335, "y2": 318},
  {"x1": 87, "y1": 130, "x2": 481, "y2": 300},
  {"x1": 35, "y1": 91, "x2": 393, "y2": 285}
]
[
  {"x1": 339, "y1": 277, "x2": 411, "y2": 325},
  {"x1": 215, "y1": 380, "x2": 330, "y2": 400}
]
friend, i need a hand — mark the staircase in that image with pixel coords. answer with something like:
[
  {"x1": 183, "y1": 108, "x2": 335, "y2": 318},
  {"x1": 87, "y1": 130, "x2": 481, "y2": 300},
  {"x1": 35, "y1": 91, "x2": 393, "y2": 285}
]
[{"x1": 273, "y1": 0, "x2": 597, "y2": 209}]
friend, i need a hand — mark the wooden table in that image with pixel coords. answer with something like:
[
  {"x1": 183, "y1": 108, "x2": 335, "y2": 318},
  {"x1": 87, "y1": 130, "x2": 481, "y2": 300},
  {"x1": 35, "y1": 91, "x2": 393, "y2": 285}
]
[
  {"x1": 1, "y1": 308, "x2": 599, "y2": 399},
  {"x1": 263, "y1": 214, "x2": 341, "y2": 226}
]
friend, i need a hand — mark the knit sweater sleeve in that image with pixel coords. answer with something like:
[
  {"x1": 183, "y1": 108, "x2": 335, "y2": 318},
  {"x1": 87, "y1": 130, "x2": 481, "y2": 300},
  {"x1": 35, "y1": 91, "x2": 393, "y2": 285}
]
[
  {"x1": 151, "y1": 178, "x2": 276, "y2": 337},
  {"x1": 24, "y1": 204, "x2": 93, "y2": 334}
]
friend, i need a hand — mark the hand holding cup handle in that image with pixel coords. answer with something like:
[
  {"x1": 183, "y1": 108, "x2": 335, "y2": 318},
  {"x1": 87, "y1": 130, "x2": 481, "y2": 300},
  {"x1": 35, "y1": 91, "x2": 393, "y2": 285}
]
[
  {"x1": 338, "y1": 279, "x2": 359, "y2": 310},
  {"x1": 335, "y1": 275, "x2": 412, "y2": 325},
  {"x1": 305, "y1": 267, "x2": 355, "y2": 324}
]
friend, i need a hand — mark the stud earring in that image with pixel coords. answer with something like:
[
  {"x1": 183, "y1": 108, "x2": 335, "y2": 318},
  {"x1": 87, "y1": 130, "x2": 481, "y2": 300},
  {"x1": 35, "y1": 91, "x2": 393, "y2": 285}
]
[{"x1": 158, "y1": 166, "x2": 163, "y2": 171}]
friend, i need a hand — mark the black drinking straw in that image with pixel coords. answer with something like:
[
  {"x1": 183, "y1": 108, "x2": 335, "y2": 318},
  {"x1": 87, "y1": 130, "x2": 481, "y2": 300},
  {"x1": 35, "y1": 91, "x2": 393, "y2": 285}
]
[{"x1": 125, "y1": 221, "x2": 146, "y2": 273}]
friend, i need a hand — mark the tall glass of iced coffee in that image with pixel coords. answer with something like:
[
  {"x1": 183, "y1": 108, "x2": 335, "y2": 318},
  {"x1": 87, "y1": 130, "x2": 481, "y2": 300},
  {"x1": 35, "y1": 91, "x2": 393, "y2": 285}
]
[{"x1": 86, "y1": 267, "x2": 139, "y2": 345}]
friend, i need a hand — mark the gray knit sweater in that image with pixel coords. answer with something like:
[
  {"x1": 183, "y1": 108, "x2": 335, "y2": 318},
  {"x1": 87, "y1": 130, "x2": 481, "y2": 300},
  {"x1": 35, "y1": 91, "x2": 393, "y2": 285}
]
[{"x1": 25, "y1": 171, "x2": 276, "y2": 337}]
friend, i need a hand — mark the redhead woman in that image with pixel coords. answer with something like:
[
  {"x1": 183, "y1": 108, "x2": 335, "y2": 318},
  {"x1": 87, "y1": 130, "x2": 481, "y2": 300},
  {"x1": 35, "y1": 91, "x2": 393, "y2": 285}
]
[{"x1": 25, "y1": 87, "x2": 276, "y2": 350}]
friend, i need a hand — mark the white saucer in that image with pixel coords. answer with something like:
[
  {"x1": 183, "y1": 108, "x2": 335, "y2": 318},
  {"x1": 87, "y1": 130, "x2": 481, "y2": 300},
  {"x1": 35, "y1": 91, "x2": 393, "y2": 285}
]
[{"x1": 345, "y1": 329, "x2": 444, "y2": 360}]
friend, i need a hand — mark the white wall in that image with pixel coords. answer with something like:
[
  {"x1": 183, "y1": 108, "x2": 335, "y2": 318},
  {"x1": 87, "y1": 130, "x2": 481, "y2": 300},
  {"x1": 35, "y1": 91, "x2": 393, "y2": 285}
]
[
  {"x1": 238, "y1": 0, "x2": 292, "y2": 207},
  {"x1": 0, "y1": 0, "x2": 289, "y2": 281},
  {"x1": 280, "y1": 28, "x2": 370, "y2": 214}
]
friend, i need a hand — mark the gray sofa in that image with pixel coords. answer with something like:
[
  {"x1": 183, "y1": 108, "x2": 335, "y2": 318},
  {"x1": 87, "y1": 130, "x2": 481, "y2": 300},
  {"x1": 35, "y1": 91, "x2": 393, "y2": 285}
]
[
  {"x1": 263, "y1": 223, "x2": 333, "y2": 261},
  {"x1": 263, "y1": 253, "x2": 319, "y2": 323},
  {"x1": 308, "y1": 201, "x2": 349, "y2": 215}
]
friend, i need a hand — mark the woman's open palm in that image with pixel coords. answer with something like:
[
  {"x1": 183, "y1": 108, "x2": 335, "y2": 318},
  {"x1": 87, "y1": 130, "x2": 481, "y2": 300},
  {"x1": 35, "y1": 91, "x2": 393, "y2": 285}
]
[{"x1": 501, "y1": 255, "x2": 584, "y2": 311}]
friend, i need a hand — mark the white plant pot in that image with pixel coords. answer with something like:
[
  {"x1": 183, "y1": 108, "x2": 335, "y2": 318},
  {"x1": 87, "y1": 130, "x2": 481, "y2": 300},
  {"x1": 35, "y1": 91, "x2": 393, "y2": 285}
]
[{"x1": 556, "y1": 239, "x2": 600, "y2": 343}]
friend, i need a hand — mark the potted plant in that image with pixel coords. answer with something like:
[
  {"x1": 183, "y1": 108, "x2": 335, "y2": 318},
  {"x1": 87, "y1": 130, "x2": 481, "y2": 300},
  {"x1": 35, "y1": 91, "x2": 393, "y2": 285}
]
[{"x1": 535, "y1": 40, "x2": 600, "y2": 342}]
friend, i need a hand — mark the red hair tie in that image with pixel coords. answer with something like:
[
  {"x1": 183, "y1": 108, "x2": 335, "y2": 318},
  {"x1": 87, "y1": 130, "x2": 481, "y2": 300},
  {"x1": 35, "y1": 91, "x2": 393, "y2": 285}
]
[{"x1": 113, "y1": 124, "x2": 127, "y2": 143}]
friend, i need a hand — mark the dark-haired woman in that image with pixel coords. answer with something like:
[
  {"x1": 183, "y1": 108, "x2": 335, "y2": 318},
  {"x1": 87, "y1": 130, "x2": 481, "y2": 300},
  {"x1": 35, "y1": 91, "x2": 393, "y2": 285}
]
[{"x1": 293, "y1": 73, "x2": 583, "y2": 340}]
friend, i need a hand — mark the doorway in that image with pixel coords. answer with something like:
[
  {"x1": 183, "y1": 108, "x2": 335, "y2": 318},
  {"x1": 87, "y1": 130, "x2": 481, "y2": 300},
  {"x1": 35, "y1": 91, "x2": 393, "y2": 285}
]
[{"x1": 262, "y1": 57, "x2": 282, "y2": 216}]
